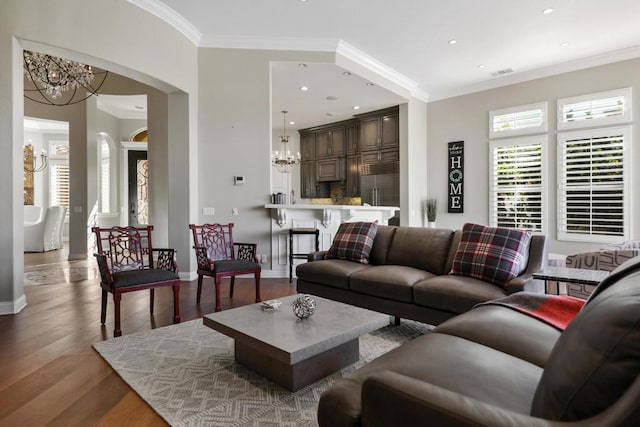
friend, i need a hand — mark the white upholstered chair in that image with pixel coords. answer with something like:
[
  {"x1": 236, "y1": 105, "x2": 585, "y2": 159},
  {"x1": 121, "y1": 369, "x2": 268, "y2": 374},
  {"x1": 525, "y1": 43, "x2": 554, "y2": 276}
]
[
  {"x1": 24, "y1": 205, "x2": 43, "y2": 225},
  {"x1": 24, "y1": 206, "x2": 67, "y2": 252}
]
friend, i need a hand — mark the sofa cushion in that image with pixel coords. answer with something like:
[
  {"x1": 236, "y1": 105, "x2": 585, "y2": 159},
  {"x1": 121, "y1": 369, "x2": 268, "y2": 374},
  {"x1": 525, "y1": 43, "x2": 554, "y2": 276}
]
[
  {"x1": 350, "y1": 266, "x2": 436, "y2": 303},
  {"x1": 318, "y1": 332, "x2": 543, "y2": 427},
  {"x1": 413, "y1": 274, "x2": 507, "y2": 315},
  {"x1": 327, "y1": 221, "x2": 378, "y2": 264},
  {"x1": 531, "y1": 259, "x2": 640, "y2": 421},
  {"x1": 385, "y1": 227, "x2": 455, "y2": 275},
  {"x1": 434, "y1": 305, "x2": 561, "y2": 368},
  {"x1": 449, "y1": 223, "x2": 531, "y2": 289},
  {"x1": 295, "y1": 259, "x2": 372, "y2": 290},
  {"x1": 368, "y1": 225, "x2": 397, "y2": 265}
]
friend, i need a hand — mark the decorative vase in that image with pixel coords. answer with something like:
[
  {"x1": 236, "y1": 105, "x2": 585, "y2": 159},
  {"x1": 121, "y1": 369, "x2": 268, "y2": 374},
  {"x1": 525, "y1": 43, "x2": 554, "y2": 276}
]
[
  {"x1": 292, "y1": 294, "x2": 316, "y2": 319},
  {"x1": 427, "y1": 221, "x2": 436, "y2": 228}
]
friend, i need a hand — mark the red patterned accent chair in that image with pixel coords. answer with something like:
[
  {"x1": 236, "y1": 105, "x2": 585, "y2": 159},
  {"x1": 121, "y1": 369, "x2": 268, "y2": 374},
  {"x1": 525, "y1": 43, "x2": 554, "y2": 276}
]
[
  {"x1": 189, "y1": 223, "x2": 261, "y2": 312},
  {"x1": 92, "y1": 226, "x2": 181, "y2": 337}
]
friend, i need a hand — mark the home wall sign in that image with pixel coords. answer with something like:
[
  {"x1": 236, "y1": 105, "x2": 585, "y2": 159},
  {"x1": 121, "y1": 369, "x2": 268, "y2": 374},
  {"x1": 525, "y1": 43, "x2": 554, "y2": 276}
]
[{"x1": 448, "y1": 141, "x2": 464, "y2": 213}]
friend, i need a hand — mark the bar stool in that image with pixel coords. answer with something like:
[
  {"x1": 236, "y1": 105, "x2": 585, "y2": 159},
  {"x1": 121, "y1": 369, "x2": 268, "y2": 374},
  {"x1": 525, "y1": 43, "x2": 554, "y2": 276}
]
[{"x1": 289, "y1": 227, "x2": 320, "y2": 283}]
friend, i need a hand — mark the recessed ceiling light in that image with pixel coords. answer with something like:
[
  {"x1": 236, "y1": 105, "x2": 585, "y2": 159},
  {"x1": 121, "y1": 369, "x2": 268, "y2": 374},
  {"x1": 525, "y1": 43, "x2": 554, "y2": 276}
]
[
  {"x1": 477, "y1": 64, "x2": 486, "y2": 69},
  {"x1": 448, "y1": 39, "x2": 457, "y2": 45},
  {"x1": 289, "y1": 121, "x2": 295, "y2": 125},
  {"x1": 560, "y1": 42, "x2": 570, "y2": 47},
  {"x1": 542, "y1": 8, "x2": 554, "y2": 14},
  {"x1": 326, "y1": 96, "x2": 338, "y2": 101},
  {"x1": 366, "y1": 82, "x2": 374, "y2": 87},
  {"x1": 298, "y1": 63, "x2": 307, "y2": 68},
  {"x1": 353, "y1": 106, "x2": 360, "y2": 110},
  {"x1": 343, "y1": 71, "x2": 351, "y2": 76},
  {"x1": 299, "y1": 86, "x2": 309, "y2": 91}
]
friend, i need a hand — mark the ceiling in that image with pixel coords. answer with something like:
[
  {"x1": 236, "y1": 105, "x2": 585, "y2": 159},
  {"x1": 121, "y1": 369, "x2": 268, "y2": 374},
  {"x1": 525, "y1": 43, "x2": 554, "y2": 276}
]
[{"x1": 111, "y1": 0, "x2": 640, "y2": 130}]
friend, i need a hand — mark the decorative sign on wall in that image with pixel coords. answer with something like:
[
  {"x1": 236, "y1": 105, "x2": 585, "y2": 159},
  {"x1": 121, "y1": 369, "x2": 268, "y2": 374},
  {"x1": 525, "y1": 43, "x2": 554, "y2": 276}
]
[{"x1": 448, "y1": 141, "x2": 464, "y2": 213}]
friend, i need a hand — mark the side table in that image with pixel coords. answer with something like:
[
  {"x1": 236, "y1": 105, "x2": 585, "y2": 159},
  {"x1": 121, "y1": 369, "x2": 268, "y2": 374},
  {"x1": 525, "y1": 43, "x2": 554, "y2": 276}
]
[{"x1": 533, "y1": 267, "x2": 609, "y2": 297}]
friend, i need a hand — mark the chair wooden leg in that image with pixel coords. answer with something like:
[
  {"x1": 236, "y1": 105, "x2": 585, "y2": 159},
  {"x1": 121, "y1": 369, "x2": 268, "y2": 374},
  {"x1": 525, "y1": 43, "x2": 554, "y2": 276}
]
[
  {"x1": 197, "y1": 275, "x2": 203, "y2": 304},
  {"x1": 173, "y1": 284, "x2": 181, "y2": 324},
  {"x1": 150, "y1": 288, "x2": 155, "y2": 315},
  {"x1": 113, "y1": 292, "x2": 122, "y2": 337},
  {"x1": 230, "y1": 276, "x2": 235, "y2": 298},
  {"x1": 255, "y1": 272, "x2": 262, "y2": 303},
  {"x1": 214, "y1": 277, "x2": 222, "y2": 312},
  {"x1": 100, "y1": 290, "x2": 108, "y2": 324}
]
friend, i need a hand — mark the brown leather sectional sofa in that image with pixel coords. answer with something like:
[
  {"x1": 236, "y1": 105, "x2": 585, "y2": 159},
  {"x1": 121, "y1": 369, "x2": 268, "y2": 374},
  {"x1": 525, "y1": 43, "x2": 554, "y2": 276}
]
[
  {"x1": 316, "y1": 256, "x2": 640, "y2": 427},
  {"x1": 296, "y1": 225, "x2": 547, "y2": 326}
]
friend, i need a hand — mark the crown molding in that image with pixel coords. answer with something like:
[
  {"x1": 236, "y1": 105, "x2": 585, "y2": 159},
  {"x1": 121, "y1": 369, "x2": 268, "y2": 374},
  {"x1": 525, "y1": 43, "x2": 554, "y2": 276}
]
[
  {"x1": 336, "y1": 41, "x2": 429, "y2": 102},
  {"x1": 429, "y1": 45, "x2": 640, "y2": 102},
  {"x1": 128, "y1": 0, "x2": 202, "y2": 45},
  {"x1": 199, "y1": 34, "x2": 338, "y2": 52}
]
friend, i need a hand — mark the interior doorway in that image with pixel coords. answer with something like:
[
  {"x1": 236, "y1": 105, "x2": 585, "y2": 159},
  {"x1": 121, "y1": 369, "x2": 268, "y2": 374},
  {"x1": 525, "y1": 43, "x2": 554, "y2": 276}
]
[{"x1": 127, "y1": 150, "x2": 148, "y2": 226}]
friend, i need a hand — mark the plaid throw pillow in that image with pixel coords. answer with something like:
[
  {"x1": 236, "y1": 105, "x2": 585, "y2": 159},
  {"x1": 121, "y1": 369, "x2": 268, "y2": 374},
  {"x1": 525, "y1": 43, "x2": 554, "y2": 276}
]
[
  {"x1": 327, "y1": 221, "x2": 378, "y2": 264},
  {"x1": 450, "y1": 223, "x2": 532, "y2": 288}
]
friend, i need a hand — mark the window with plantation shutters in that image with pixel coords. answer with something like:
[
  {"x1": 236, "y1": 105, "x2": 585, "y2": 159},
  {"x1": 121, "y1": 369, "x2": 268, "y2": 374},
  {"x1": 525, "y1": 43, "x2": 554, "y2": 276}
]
[
  {"x1": 49, "y1": 140, "x2": 70, "y2": 221},
  {"x1": 558, "y1": 88, "x2": 632, "y2": 130},
  {"x1": 557, "y1": 127, "x2": 630, "y2": 243},
  {"x1": 50, "y1": 163, "x2": 70, "y2": 218},
  {"x1": 489, "y1": 102, "x2": 547, "y2": 138},
  {"x1": 489, "y1": 136, "x2": 546, "y2": 232},
  {"x1": 100, "y1": 138, "x2": 110, "y2": 213}
]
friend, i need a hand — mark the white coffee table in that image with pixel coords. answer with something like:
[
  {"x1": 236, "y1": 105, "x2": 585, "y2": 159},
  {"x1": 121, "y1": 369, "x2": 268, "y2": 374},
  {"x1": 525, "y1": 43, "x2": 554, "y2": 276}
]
[{"x1": 203, "y1": 295, "x2": 390, "y2": 391}]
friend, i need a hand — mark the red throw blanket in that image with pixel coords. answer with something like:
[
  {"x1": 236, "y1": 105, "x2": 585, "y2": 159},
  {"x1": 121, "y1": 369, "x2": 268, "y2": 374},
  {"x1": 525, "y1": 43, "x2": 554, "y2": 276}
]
[{"x1": 477, "y1": 293, "x2": 585, "y2": 330}]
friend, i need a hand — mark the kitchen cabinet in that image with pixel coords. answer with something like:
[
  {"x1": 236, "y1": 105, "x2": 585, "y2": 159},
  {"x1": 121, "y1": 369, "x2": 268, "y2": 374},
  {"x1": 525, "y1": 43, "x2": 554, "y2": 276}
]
[
  {"x1": 300, "y1": 132, "x2": 315, "y2": 160},
  {"x1": 360, "y1": 148, "x2": 399, "y2": 165},
  {"x1": 300, "y1": 161, "x2": 316, "y2": 199},
  {"x1": 346, "y1": 121, "x2": 359, "y2": 154},
  {"x1": 317, "y1": 157, "x2": 345, "y2": 182},
  {"x1": 345, "y1": 155, "x2": 360, "y2": 197},
  {"x1": 315, "y1": 127, "x2": 345, "y2": 158},
  {"x1": 301, "y1": 160, "x2": 330, "y2": 198},
  {"x1": 358, "y1": 107, "x2": 399, "y2": 152}
]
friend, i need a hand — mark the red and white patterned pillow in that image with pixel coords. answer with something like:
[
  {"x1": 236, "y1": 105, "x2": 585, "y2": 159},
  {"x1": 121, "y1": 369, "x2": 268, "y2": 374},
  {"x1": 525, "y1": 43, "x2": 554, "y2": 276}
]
[
  {"x1": 327, "y1": 221, "x2": 378, "y2": 264},
  {"x1": 449, "y1": 223, "x2": 532, "y2": 288}
]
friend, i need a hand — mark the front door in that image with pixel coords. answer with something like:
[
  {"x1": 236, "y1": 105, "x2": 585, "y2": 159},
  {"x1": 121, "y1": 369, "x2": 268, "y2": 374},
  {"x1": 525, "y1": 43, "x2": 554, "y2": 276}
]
[{"x1": 128, "y1": 150, "x2": 148, "y2": 226}]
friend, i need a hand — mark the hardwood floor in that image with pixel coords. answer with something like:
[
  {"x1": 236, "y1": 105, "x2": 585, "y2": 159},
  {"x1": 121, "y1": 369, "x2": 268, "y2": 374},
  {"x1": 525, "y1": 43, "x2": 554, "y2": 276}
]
[{"x1": 0, "y1": 248, "x2": 298, "y2": 426}]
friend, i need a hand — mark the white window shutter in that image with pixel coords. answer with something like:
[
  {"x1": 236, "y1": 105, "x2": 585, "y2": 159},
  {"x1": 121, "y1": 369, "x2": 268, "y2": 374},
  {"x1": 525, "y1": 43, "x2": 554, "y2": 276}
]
[
  {"x1": 489, "y1": 136, "x2": 546, "y2": 232},
  {"x1": 557, "y1": 127, "x2": 630, "y2": 242}
]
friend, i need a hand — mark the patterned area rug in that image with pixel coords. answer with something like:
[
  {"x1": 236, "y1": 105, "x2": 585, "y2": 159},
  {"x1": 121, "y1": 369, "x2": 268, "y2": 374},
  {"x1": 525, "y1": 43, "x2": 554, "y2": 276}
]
[
  {"x1": 24, "y1": 259, "x2": 98, "y2": 285},
  {"x1": 93, "y1": 318, "x2": 431, "y2": 426}
]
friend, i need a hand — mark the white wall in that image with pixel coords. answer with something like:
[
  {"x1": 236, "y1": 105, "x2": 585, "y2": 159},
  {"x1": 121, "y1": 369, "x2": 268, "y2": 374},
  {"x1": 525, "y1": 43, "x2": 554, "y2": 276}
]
[
  {"x1": 0, "y1": 0, "x2": 198, "y2": 312},
  {"x1": 196, "y1": 48, "x2": 335, "y2": 266},
  {"x1": 427, "y1": 57, "x2": 640, "y2": 255}
]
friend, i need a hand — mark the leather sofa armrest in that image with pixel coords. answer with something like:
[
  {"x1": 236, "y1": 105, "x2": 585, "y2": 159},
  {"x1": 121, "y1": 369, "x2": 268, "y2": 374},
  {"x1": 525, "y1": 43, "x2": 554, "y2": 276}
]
[
  {"x1": 360, "y1": 371, "x2": 597, "y2": 427},
  {"x1": 307, "y1": 250, "x2": 328, "y2": 262}
]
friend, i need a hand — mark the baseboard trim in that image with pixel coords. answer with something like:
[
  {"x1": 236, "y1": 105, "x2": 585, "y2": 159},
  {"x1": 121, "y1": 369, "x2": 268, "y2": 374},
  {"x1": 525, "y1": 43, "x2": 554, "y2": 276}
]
[{"x1": 0, "y1": 294, "x2": 27, "y2": 315}]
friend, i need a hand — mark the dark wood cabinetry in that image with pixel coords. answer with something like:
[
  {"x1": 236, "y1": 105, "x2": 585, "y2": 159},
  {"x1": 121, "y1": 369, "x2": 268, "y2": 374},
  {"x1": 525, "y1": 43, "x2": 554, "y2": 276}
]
[
  {"x1": 360, "y1": 148, "x2": 399, "y2": 165},
  {"x1": 358, "y1": 107, "x2": 399, "y2": 152},
  {"x1": 315, "y1": 128, "x2": 345, "y2": 158},
  {"x1": 300, "y1": 133, "x2": 315, "y2": 161},
  {"x1": 300, "y1": 161, "x2": 316, "y2": 199},
  {"x1": 317, "y1": 157, "x2": 345, "y2": 181},
  {"x1": 298, "y1": 106, "x2": 399, "y2": 200},
  {"x1": 345, "y1": 155, "x2": 360, "y2": 197},
  {"x1": 346, "y1": 121, "x2": 359, "y2": 154}
]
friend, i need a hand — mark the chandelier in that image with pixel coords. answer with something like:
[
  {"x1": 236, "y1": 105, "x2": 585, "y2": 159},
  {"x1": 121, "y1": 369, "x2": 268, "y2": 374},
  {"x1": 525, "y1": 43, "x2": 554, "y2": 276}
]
[
  {"x1": 23, "y1": 50, "x2": 108, "y2": 106},
  {"x1": 271, "y1": 110, "x2": 300, "y2": 174},
  {"x1": 23, "y1": 144, "x2": 48, "y2": 173}
]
